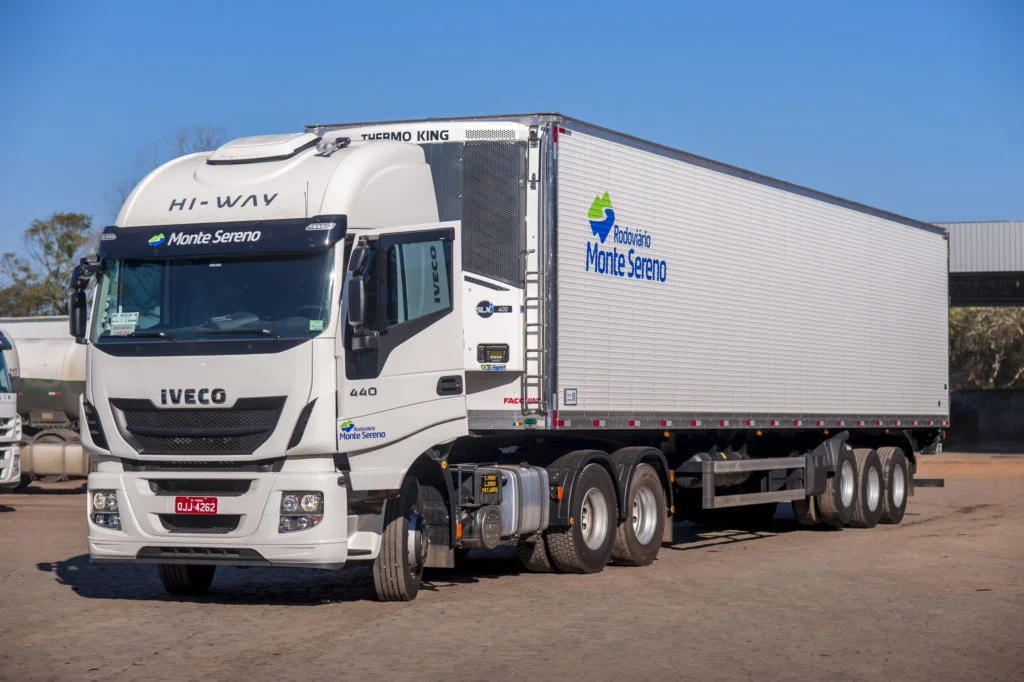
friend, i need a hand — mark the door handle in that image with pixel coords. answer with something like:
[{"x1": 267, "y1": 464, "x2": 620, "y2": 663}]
[{"x1": 436, "y1": 375, "x2": 463, "y2": 396}]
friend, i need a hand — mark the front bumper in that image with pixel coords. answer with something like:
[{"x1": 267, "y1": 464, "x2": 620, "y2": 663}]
[
  {"x1": 87, "y1": 464, "x2": 351, "y2": 569},
  {"x1": 0, "y1": 443, "x2": 20, "y2": 488}
]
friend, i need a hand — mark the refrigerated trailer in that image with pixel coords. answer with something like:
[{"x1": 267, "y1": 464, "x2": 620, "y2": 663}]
[{"x1": 70, "y1": 114, "x2": 948, "y2": 599}]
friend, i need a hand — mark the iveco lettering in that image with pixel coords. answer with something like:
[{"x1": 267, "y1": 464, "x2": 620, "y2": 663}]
[{"x1": 70, "y1": 115, "x2": 948, "y2": 601}]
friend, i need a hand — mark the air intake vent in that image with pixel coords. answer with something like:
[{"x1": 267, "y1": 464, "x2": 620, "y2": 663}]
[{"x1": 465, "y1": 129, "x2": 517, "y2": 140}]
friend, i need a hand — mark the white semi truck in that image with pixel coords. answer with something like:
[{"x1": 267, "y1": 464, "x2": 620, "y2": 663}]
[
  {"x1": 0, "y1": 329, "x2": 23, "y2": 490},
  {"x1": 70, "y1": 114, "x2": 948, "y2": 600}
]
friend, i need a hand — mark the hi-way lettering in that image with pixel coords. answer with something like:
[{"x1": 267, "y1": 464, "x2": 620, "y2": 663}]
[{"x1": 168, "y1": 193, "x2": 278, "y2": 211}]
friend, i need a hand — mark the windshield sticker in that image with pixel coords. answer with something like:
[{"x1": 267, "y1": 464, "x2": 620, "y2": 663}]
[
  {"x1": 309, "y1": 319, "x2": 324, "y2": 332},
  {"x1": 109, "y1": 312, "x2": 140, "y2": 336}
]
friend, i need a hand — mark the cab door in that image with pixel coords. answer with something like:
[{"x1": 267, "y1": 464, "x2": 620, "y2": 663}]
[{"x1": 336, "y1": 222, "x2": 465, "y2": 449}]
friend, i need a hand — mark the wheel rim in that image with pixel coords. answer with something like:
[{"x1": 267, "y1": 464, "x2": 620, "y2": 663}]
[
  {"x1": 579, "y1": 486, "x2": 609, "y2": 550},
  {"x1": 866, "y1": 466, "x2": 881, "y2": 511},
  {"x1": 840, "y1": 460, "x2": 855, "y2": 508},
  {"x1": 406, "y1": 512, "x2": 426, "y2": 576},
  {"x1": 631, "y1": 485, "x2": 659, "y2": 545},
  {"x1": 892, "y1": 464, "x2": 906, "y2": 508}
]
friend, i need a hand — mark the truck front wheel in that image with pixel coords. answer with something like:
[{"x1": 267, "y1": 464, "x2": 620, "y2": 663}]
[
  {"x1": 546, "y1": 463, "x2": 617, "y2": 573},
  {"x1": 372, "y1": 477, "x2": 427, "y2": 601},
  {"x1": 157, "y1": 564, "x2": 216, "y2": 596},
  {"x1": 611, "y1": 463, "x2": 666, "y2": 566}
]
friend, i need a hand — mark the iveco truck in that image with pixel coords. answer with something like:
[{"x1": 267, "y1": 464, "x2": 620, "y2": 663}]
[
  {"x1": 71, "y1": 114, "x2": 948, "y2": 600},
  {"x1": 0, "y1": 330, "x2": 23, "y2": 490}
]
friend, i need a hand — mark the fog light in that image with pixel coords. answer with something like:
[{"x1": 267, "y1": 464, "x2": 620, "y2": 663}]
[
  {"x1": 279, "y1": 515, "x2": 323, "y2": 533},
  {"x1": 91, "y1": 512, "x2": 121, "y2": 530}
]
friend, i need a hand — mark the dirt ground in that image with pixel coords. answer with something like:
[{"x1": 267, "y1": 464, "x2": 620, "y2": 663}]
[{"x1": 1, "y1": 451, "x2": 1022, "y2": 681}]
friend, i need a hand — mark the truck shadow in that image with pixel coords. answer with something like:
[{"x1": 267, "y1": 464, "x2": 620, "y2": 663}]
[
  {"x1": 36, "y1": 551, "x2": 525, "y2": 605},
  {"x1": 0, "y1": 504, "x2": 15, "y2": 512}
]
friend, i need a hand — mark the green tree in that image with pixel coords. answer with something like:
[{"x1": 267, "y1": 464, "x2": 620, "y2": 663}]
[
  {"x1": 949, "y1": 307, "x2": 1024, "y2": 389},
  {"x1": 113, "y1": 125, "x2": 226, "y2": 209},
  {"x1": 0, "y1": 212, "x2": 94, "y2": 316}
]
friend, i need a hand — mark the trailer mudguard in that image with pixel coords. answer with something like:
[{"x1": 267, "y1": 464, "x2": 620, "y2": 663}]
[{"x1": 805, "y1": 431, "x2": 850, "y2": 496}]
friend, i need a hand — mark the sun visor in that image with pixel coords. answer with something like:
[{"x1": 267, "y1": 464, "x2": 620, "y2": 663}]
[{"x1": 98, "y1": 216, "x2": 346, "y2": 259}]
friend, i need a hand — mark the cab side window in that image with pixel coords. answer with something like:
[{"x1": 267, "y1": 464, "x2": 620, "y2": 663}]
[{"x1": 386, "y1": 239, "x2": 452, "y2": 327}]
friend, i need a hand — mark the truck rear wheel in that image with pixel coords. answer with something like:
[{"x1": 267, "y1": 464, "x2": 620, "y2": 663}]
[
  {"x1": 877, "y1": 446, "x2": 909, "y2": 524},
  {"x1": 612, "y1": 463, "x2": 666, "y2": 566},
  {"x1": 546, "y1": 463, "x2": 617, "y2": 574},
  {"x1": 517, "y1": 535, "x2": 555, "y2": 573},
  {"x1": 157, "y1": 564, "x2": 216, "y2": 596},
  {"x1": 850, "y1": 449, "x2": 883, "y2": 528},
  {"x1": 372, "y1": 477, "x2": 427, "y2": 601},
  {"x1": 817, "y1": 445, "x2": 857, "y2": 528}
]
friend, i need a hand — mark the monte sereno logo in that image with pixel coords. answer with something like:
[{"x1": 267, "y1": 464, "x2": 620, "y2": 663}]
[{"x1": 584, "y1": 192, "x2": 667, "y2": 283}]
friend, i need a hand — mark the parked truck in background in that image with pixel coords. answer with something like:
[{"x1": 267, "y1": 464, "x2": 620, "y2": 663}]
[
  {"x1": 0, "y1": 329, "x2": 23, "y2": 490},
  {"x1": 0, "y1": 317, "x2": 89, "y2": 480},
  {"x1": 69, "y1": 114, "x2": 948, "y2": 600}
]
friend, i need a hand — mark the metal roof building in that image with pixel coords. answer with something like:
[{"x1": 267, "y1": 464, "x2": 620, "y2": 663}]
[{"x1": 937, "y1": 220, "x2": 1024, "y2": 306}]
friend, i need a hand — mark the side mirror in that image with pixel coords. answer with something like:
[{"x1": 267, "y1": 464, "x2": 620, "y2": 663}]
[
  {"x1": 69, "y1": 291, "x2": 88, "y2": 342},
  {"x1": 347, "y1": 277, "x2": 366, "y2": 328}
]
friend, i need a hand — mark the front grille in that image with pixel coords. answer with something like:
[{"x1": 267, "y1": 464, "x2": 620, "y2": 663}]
[
  {"x1": 149, "y1": 479, "x2": 252, "y2": 496},
  {"x1": 123, "y1": 459, "x2": 284, "y2": 473},
  {"x1": 158, "y1": 514, "x2": 242, "y2": 534},
  {"x1": 111, "y1": 397, "x2": 285, "y2": 455}
]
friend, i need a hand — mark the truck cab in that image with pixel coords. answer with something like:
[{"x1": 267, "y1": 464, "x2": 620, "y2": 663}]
[
  {"x1": 0, "y1": 330, "x2": 22, "y2": 490},
  {"x1": 72, "y1": 125, "x2": 529, "y2": 600}
]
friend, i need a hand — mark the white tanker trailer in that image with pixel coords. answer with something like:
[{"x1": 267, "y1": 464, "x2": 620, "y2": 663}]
[{"x1": 0, "y1": 317, "x2": 88, "y2": 480}]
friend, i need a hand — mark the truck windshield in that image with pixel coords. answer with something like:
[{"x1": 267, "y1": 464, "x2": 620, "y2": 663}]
[
  {"x1": 91, "y1": 250, "x2": 335, "y2": 343},
  {"x1": 0, "y1": 354, "x2": 9, "y2": 392}
]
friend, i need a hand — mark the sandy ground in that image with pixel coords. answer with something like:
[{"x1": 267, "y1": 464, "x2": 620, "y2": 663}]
[{"x1": 1, "y1": 451, "x2": 1022, "y2": 681}]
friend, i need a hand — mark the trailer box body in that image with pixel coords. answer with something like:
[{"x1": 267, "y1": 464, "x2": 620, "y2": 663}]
[{"x1": 551, "y1": 123, "x2": 948, "y2": 427}]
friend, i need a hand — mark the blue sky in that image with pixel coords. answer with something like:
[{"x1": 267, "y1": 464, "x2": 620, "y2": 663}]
[{"x1": 1, "y1": 0, "x2": 1021, "y2": 255}]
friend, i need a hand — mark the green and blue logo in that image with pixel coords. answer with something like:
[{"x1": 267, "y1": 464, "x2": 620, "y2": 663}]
[
  {"x1": 584, "y1": 192, "x2": 667, "y2": 283},
  {"x1": 340, "y1": 420, "x2": 354, "y2": 433},
  {"x1": 148, "y1": 233, "x2": 166, "y2": 247},
  {"x1": 588, "y1": 192, "x2": 615, "y2": 243}
]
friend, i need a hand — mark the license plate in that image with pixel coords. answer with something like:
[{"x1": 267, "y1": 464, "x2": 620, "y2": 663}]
[{"x1": 174, "y1": 496, "x2": 218, "y2": 514}]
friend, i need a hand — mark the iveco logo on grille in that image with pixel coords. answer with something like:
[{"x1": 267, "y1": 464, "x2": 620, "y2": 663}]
[{"x1": 160, "y1": 388, "x2": 227, "y2": 405}]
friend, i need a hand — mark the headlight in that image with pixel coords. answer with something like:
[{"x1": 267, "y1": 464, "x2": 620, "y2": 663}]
[
  {"x1": 280, "y1": 491, "x2": 323, "y2": 533},
  {"x1": 92, "y1": 490, "x2": 119, "y2": 511},
  {"x1": 90, "y1": 489, "x2": 121, "y2": 530},
  {"x1": 300, "y1": 493, "x2": 323, "y2": 513}
]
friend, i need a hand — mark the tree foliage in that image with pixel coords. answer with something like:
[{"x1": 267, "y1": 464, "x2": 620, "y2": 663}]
[
  {"x1": 950, "y1": 307, "x2": 1024, "y2": 389},
  {"x1": 0, "y1": 212, "x2": 94, "y2": 316},
  {"x1": 113, "y1": 125, "x2": 226, "y2": 207}
]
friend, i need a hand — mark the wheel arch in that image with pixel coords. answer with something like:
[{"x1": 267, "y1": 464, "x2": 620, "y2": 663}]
[
  {"x1": 608, "y1": 446, "x2": 674, "y2": 522},
  {"x1": 545, "y1": 449, "x2": 618, "y2": 528}
]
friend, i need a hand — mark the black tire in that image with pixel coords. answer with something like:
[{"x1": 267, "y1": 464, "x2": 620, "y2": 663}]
[
  {"x1": 792, "y1": 497, "x2": 819, "y2": 526},
  {"x1": 372, "y1": 477, "x2": 426, "y2": 601},
  {"x1": 612, "y1": 464, "x2": 667, "y2": 566},
  {"x1": 877, "y1": 446, "x2": 909, "y2": 524},
  {"x1": 157, "y1": 564, "x2": 216, "y2": 596},
  {"x1": 517, "y1": 534, "x2": 556, "y2": 573},
  {"x1": 546, "y1": 463, "x2": 617, "y2": 574},
  {"x1": 817, "y1": 445, "x2": 857, "y2": 528},
  {"x1": 850, "y1": 448, "x2": 884, "y2": 528}
]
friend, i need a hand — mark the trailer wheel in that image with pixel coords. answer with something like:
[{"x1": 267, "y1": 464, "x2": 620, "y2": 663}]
[
  {"x1": 517, "y1": 534, "x2": 556, "y2": 573},
  {"x1": 817, "y1": 445, "x2": 857, "y2": 528},
  {"x1": 546, "y1": 463, "x2": 617, "y2": 574},
  {"x1": 850, "y1": 449, "x2": 884, "y2": 528},
  {"x1": 372, "y1": 476, "x2": 427, "y2": 601},
  {"x1": 611, "y1": 464, "x2": 666, "y2": 566},
  {"x1": 877, "y1": 446, "x2": 909, "y2": 524},
  {"x1": 792, "y1": 497, "x2": 819, "y2": 526},
  {"x1": 157, "y1": 564, "x2": 216, "y2": 596}
]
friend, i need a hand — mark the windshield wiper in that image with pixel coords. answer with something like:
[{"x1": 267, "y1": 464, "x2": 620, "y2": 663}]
[
  {"x1": 201, "y1": 328, "x2": 281, "y2": 339},
  {"x1": 105, "y1": 330, "x2": 177, "y2": 341}
]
